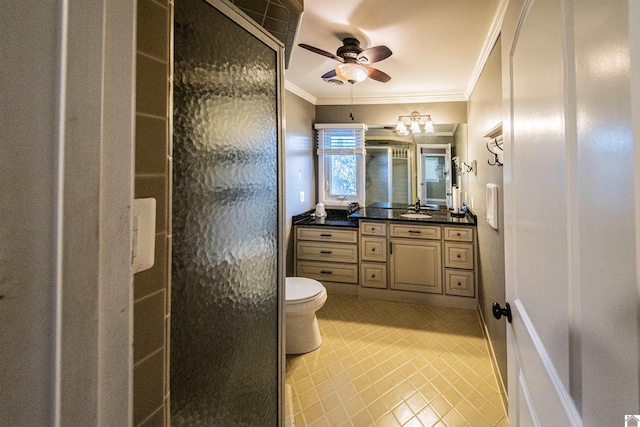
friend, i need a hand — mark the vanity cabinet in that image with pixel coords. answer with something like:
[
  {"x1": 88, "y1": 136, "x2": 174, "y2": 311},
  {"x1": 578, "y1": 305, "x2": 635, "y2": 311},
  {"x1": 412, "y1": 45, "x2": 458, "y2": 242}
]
[
  {"x1": 294, "y1": 226, "x2": 359, "y2": 292},
  {"x1": 443, "y1": 226, "x2": 475, "y2": 297},
  {"x1": 294, "y1": 219, "x2": 477, "y2": 308},
  {"x1": 389, "y1": 224, "x2": 442, "y2": 294},
  {"x1": 359, "y1": 221, "x2": 388, "y2": 289}
]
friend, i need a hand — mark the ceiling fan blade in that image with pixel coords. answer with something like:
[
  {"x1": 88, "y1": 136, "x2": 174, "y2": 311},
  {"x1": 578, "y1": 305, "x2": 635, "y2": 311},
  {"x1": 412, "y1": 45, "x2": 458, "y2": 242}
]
[
  {"x1": 321, "y1": 69, "x2": 337, "y2": 79},
  {"x1": 357, "y1": 46, "x2": 392, "y2": 64},
  {"x1": 366, "y1": 66, "x2": 391, "y2": 83},
  {"x1": 298, "y1": 44, "x2": 343, "y2": 62}
]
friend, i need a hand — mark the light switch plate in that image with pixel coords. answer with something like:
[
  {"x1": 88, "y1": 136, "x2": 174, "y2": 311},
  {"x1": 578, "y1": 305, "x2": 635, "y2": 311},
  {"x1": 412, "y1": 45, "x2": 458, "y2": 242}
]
[{"x1": 132, "y1": 198, "x2": 156, "y2": 273}]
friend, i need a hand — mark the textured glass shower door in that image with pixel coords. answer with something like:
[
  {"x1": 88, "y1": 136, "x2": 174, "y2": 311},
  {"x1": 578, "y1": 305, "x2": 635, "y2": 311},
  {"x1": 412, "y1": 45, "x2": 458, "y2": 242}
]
[{"x1": 172, "y1": 0, "x2": 284, "y2": 424}]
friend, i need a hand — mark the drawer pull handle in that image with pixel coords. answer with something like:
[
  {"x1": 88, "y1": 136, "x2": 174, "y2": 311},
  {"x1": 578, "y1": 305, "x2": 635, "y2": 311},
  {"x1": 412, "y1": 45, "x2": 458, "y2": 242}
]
[
  {"x1": 320, "y1": 250, "x2": 332, "y2": 254},
  {"x1": 372, "y1": 274, "x2": 376, "y2": 278},
  {"x1": 320, "y1": 270, "x2": 332, "y2": 275},
  {"x1": 320, "y1": 233, "x2": 332, "y2": 237},
  {"x1": 458, "y1": 282, "x2": 462, "y2": 286},
  {"x1": 408, "y1": 230, "x2": 422, "y2": 234},
  {"x1": 457, "y1": 233, "x2": 461, "y2": 236},
  {"x1": 457, "y1": 254, "x2": 461, "y2": 258},
  {"x1": 371, "y1": 248, "x2": 376, "y2": 252}
]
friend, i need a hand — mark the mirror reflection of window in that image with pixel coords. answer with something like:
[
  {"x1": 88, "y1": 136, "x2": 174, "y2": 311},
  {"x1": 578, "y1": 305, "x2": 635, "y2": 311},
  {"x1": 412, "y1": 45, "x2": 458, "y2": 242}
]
[{"x1": 424, "y1": 157, "x2": 440, "y2": 182}]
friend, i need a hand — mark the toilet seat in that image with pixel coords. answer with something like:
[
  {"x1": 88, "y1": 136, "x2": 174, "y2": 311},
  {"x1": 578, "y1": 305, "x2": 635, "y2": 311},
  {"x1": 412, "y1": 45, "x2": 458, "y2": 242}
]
[{"x1": 286, "y1": 277, "x2": 325, "y2": 304}]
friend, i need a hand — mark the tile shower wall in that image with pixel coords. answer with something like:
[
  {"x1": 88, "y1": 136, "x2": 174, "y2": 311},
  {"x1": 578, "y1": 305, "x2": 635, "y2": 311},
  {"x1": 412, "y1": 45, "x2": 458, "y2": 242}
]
[{"x1": 134, "y1": 0, "x2": 172, "y2": 426}]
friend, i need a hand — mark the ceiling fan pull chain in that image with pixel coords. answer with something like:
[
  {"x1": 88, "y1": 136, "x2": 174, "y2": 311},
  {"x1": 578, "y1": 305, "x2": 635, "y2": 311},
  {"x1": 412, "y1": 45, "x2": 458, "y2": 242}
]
[{"x1": 350, "y1": 84, "x2": 355, "y2": 121}]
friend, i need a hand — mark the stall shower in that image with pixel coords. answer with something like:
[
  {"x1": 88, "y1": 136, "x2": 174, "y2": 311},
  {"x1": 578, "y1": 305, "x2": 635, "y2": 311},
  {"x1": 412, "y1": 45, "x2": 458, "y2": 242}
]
[{"x1": 171, "y1": 0, "x2": 284, "y2": 424}]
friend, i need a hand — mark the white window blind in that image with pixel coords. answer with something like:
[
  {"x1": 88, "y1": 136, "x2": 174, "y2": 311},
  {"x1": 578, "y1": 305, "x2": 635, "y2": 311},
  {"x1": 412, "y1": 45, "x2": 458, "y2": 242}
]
[{"x1": 315, "y1": 124, "x2": 366, "y2": 155}]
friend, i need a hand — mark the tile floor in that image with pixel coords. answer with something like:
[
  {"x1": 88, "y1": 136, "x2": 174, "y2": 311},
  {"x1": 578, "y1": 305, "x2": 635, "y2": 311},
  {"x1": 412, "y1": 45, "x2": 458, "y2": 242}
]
[{"x1": 285, "y1": 295, "x2": 508, "y2": 426}]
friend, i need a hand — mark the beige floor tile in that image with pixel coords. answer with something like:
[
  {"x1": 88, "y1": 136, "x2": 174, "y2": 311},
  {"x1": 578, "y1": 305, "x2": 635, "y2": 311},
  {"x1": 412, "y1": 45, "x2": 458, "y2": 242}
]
[
  {"x1": 285, "y1": 295, "x2": 507, "y2": 426},
  {"x1": 378, "y1": 411, "x2": 402, "y2": 427},
  {"x1": 391, "y1": 401, "x2": 415, "y2": 425},
  {"x1": 416, "y1": 405, "x2": 441, "y2": 426}
]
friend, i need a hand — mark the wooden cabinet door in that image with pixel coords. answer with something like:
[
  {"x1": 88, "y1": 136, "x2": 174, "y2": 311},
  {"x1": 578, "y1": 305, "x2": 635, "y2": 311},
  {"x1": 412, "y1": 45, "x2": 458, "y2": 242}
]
[{"x1": 389, "y1": 239, "x2": 442, "y2": 294}]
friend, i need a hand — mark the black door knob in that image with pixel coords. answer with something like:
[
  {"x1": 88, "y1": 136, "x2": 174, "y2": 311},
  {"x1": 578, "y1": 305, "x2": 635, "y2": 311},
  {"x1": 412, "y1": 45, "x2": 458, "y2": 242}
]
[{"x1": 492, "y1": 302, "x2": 512, "y2": 323}]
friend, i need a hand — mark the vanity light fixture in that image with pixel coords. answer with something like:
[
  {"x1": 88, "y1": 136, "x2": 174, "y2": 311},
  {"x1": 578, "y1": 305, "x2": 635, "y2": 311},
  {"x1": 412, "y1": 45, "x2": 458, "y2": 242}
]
[{"x1": 395, "y1": 111, "x2": 435, "y2": 135}]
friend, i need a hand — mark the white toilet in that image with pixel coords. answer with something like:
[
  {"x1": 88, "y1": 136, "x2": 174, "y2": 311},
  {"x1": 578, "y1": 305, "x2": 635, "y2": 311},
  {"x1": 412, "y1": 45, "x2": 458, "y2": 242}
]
[{"x1": 285, "y1": 277, "x2": 327, "y2": 354}]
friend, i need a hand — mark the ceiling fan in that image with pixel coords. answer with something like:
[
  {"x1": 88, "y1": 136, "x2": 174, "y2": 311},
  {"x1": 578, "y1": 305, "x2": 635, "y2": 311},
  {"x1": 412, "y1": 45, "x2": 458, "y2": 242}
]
[{"x1": 298, "y1": 37, "x2": 392, "y2": 85}]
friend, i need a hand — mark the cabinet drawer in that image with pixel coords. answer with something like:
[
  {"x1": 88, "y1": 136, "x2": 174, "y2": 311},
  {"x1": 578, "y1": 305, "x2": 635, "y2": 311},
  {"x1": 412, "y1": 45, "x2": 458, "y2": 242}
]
[
  {"x1": 445, "y1": 269, "x2": 475, "y2": 297},
  {"x1": 360, "y1": 236, "x2": 387, "y2": 262},
  {"x1": 296, "y1": 227, "x2": 358, "y2": 243},
  {"x1": 443, "y1": 227, "x2": 474, "y2": 242},
  {"x1": 361, "y1": 221, "x2": 387, "y2": 236},
  {"x1": 296, "y1": 241, "x2": 358, "y2": 263},
  {"x1": 390, "y1": 223, "x2": 441, "y2": 240},
  {"x1": 296, "y1": 261, "x2": 358, "y2": 284},
  {"x1": 444, "y1": 242, "x2": 474, "y2": 270},
  {"x1": 360, "y1": 263, "x2": 387, "y2": 289}
]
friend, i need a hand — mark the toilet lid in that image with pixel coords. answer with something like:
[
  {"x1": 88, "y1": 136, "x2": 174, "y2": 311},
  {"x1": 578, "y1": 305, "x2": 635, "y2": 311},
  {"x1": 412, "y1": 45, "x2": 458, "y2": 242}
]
[{"x1": 286, "y1": 277, "x2": 325, "y2": 303}]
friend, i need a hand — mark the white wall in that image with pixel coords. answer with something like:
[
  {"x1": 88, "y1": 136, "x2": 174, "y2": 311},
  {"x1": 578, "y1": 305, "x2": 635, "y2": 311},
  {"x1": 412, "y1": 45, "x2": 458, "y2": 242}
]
[
  {"x1": 466, "y1": 37, "x2": 507, "y2": 395},
  {"x1": 1, "y1": 1, "x2": 135, "y2": 425},
  {"x1": 284, "y1": 90, "x2": 317, "y2": 275},
  {"x1": 1, "y1": 3, "x2": 60, "y2": 424}
]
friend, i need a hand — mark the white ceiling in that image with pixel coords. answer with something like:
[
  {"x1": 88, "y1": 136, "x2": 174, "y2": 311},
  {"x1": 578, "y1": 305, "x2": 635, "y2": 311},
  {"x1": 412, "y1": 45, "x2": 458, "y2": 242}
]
[{"x1": 285, "y1": 0, "x2": 506, "y2": 105}]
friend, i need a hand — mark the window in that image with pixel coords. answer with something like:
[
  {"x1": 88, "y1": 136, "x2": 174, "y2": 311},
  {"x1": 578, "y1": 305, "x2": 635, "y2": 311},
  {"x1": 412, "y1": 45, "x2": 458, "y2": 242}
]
[
  {"x1": 315, "y1": 123, "x2": 366, "y2": 207},
  {"x1": 424, "y1": 157, "x2": 440, "y2": 182}
]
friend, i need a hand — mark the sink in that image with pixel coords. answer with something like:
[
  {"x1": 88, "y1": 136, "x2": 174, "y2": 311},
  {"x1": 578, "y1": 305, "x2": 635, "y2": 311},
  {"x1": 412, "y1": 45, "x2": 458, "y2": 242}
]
[{"x1": 400, "y1": 213, "x2": 432, "y2": 219}]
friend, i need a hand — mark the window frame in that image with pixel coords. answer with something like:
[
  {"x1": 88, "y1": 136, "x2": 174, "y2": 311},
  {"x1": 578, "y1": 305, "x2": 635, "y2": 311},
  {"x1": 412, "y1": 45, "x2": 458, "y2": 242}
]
[{"x1": 315, "y1": 123, "x2": 367, "y2": 207}]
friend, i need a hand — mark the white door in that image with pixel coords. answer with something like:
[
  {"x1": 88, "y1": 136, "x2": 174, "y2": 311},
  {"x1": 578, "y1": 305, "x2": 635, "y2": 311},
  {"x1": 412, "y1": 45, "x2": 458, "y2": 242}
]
[{"x1": 501, "y1": 0, "x2": 639, "y2": 425}]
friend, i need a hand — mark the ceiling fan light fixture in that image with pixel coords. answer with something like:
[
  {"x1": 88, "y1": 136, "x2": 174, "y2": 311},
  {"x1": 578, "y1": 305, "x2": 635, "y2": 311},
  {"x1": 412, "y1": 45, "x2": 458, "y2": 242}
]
[{"x1": 335, "y1": 63, "x2": 368, "y2": 84}]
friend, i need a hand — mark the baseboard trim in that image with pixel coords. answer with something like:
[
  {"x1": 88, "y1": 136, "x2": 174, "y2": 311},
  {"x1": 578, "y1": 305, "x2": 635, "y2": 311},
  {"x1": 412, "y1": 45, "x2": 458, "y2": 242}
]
[
  {"x1": 476, "y1": 303, "x2": 508, "y2": 416},
  {"x1": 285, "y1": 384, "x2": 295, "y2": 426}
]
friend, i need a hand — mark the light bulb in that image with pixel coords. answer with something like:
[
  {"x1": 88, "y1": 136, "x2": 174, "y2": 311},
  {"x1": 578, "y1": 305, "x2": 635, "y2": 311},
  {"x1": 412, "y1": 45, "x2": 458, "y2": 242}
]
[{"x1": 335, "y1": 63, "x2": 369, "y2": 84}]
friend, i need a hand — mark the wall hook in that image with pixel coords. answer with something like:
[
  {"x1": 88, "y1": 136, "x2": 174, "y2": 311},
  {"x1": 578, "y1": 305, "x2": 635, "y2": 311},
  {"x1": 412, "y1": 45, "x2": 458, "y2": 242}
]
[
  {"x1": 486, "y1": 140, "x2": 503, "y2": 166},
  {"x1": 463, "y1": 160, "x2": 477, "y2": 174}
]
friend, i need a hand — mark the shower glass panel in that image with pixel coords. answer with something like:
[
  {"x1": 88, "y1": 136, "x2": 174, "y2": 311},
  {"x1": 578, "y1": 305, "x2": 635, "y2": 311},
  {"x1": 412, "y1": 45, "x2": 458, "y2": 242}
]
[
  {"x1": 365, "y1": 147, "x2": 391, "y2": 206},
  {"x1": 172, "y1": 0, "x2": 283, "y2": 424}
]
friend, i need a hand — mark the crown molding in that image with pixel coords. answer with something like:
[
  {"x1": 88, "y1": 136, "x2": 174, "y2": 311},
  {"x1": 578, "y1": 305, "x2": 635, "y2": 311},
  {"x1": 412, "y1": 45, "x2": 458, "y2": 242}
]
[
  {"x1": 284, "y1": 80, "x2": 317, "y2": 104},
  {"x1": 464, "y1": 0, "x2": 509, "y2": 98},
  {"x1": 314, "y1": 92, "x2": 467, "y2": 106}
]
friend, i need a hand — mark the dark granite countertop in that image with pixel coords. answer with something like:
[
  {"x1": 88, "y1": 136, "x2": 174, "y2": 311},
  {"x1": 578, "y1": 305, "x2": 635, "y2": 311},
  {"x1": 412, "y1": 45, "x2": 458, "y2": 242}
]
[
  {"x1": 350, "y1": 207, "x2": 476, "y2": 226},
  {"x1": 293, "y1": 206, "x2": 476, "y2": 227},
  {"x1": 292, "y1": 209, "x2": 359, "y2": 228}
]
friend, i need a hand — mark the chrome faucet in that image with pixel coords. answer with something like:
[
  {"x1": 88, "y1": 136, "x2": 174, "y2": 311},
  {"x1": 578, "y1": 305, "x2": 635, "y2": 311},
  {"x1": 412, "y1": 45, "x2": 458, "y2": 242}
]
[{"x1": 414, "y1": 197, "x2": 421, "y2": 212}]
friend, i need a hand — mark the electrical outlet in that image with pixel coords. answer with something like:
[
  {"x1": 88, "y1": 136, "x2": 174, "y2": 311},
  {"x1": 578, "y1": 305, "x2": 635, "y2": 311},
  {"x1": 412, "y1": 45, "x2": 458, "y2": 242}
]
[{"x1": 299, "y1": 191, "x2": 305, "y2": 203}]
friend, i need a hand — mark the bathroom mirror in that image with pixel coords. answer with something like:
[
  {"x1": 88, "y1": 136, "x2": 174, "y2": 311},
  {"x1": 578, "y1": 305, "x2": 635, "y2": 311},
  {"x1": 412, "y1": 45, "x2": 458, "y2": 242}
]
[{"x1": 364, "y1": 124, "x2": 468, "y2": 208}]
